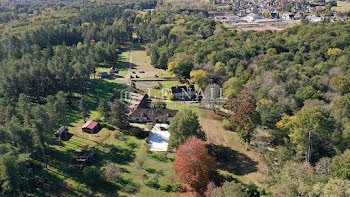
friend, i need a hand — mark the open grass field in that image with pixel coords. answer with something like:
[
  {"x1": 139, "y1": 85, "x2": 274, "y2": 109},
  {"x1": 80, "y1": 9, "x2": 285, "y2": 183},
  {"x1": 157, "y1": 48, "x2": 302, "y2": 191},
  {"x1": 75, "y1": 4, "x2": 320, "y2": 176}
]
[
  {"x1": 332, "y1": 1, "x2": 350, "y2": 12},
  {"x1": 130, "y1": 45, "x2": 172, "y2": 78},
  {"x1": 198, "y1": 110, "x2": 265, "y2": 186},
  {"x1": 129, "y1": 44, "x2": 182, "y2": 99},
  {"x1": 136, "y1": 80, "x2": 183, "y2": 99}
]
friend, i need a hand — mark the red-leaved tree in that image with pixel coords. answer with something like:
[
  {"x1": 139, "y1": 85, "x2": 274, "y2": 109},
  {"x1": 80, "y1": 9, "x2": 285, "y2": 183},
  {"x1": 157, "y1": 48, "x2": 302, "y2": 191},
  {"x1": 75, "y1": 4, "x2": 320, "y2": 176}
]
[
  {"x1": 173, "y1": 137, "x2": 216, "y2": 192},
  {"x1": 225, "y1": 91, "x2": 259, "y2": 143}
]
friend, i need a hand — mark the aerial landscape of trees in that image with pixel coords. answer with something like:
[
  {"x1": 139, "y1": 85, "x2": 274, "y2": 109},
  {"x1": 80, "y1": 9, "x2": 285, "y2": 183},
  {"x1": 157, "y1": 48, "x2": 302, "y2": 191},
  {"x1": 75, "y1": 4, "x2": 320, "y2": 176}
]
[{"x1": 2, "y1": 0, "x2": 350, "y2": 196}]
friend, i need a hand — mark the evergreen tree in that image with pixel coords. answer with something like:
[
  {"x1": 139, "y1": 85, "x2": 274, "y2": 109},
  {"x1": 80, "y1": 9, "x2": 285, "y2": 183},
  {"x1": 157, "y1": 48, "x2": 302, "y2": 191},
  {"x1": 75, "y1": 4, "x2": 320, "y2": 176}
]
[
  {"x1": 79, "y1": 97, "x2": 90, "y2": 123},
  {"x1": 109, "y1": 99, "x2": 128, "y2": 128}
]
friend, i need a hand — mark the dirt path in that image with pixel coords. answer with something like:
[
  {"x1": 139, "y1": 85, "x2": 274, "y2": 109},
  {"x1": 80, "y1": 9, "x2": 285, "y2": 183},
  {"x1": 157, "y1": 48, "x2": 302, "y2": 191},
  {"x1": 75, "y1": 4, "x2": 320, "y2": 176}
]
[
  {"x1": 198, "y1": 110, "x2": 265, "y2": 186},
  {"x1": 199, "y1": 110, "x2": 231, "y2": 146}
]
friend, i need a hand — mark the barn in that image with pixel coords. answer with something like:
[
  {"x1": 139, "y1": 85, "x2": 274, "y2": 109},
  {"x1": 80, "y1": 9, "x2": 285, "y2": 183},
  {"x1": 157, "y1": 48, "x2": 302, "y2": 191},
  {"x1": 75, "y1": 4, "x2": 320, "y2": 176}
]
[{"x1": 82, "y1": 120, "x2": 100, "y2": 133}]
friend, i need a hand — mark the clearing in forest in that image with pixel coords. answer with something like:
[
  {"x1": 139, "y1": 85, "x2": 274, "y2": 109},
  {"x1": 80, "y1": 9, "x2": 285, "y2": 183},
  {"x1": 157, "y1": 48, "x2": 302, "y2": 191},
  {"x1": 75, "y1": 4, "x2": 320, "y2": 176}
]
[{"x1": 198, "y1": 110, "x2": 265, "y2": 186}]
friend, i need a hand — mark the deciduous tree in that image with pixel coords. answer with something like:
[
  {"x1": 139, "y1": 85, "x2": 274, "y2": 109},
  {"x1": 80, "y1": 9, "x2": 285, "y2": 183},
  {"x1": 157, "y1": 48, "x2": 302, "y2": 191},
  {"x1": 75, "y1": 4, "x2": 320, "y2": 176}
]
[
  {"x1": 225, "y1": 91, "x2": 259, "y2": 143},
  {"x1": 168, "y1": 109, "x2": 205, "y2": 150},
  {"x1": 173, "y1": 137, "x2": 215, "y2": 191}
]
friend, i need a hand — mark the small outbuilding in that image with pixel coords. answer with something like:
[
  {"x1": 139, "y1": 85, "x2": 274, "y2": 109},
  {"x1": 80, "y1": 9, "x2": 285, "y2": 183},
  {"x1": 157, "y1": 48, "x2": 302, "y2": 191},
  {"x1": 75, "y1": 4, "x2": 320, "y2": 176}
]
[
  {"x1": 97, "y1": 72, "x2": 108, "y2": 79},
  {"x1": 82, "y1": 120, "x2": 100, "y2": 134},
  {"x1": 110, "y1": 67, "x2": 116, "y2": 75},
  {"x1": 55, "y1": 126, "x2": 68, "y2": 140}
]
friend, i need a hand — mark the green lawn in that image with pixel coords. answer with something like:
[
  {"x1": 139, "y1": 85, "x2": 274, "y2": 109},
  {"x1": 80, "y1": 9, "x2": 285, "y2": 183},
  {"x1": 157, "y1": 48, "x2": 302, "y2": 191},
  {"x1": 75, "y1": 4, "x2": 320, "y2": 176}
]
[
  {"x1": 166, "y1": 101, "x2": 200, "y2": 113},
  {"x1": 137, "y1": 80, "x2": 182, "y2": 99}
]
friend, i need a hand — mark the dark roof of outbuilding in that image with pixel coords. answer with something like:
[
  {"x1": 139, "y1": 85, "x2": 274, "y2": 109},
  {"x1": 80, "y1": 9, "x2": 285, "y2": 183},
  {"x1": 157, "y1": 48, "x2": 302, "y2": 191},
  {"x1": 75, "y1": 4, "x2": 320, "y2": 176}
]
[{"x1": 55, "y1": 126, "x2": 68, "y2": 135}]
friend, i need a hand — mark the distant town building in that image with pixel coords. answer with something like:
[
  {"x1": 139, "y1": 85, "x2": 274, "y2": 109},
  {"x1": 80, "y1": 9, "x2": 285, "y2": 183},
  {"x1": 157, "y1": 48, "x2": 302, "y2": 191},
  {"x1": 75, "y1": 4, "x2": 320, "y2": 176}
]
[
  {"x1": 246, "y1": 13, "x2": 262, "y2": 22},
  {"x1": 306, "y1": 15, "x2": 325, "y2": 23}
]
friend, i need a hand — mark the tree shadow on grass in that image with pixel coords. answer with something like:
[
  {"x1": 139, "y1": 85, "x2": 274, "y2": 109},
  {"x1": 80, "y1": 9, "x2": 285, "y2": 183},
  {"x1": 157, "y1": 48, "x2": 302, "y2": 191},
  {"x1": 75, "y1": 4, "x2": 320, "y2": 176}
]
[
  {"x1": 97, "y1": 144, "x2": 136, "y2": 165},
  {"x1": 32, "y1": 162, "x2": 79, "y2": 197},
  {"x1": 206, "y1": 143, "x2": 258, "y2": 176}
]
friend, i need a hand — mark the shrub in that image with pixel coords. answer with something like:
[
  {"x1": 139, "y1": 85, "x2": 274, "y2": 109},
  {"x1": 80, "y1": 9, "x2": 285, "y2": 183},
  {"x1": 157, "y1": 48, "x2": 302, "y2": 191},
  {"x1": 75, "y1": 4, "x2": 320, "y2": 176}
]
[
  {"x1": 222, "y1": 119, "x2": 232, "y2": 130},
  {"x1": 129, "y1": 127, "x2": 149, "y2": 139},
  {"x1": 138, "y1": 172, "x2": 149, "y2": 182},
  {"x1": 136, "y1": 156, "x2": 147, "y2": 168},
  {"x1": 150, "y1": 152, "x2": 171, "y2": 162},
  {"x1": 125, "y1": 140, "x2": 138, "y2": 149},
  {"x1": 122, "y1": 181, "x2": 140, "y2": 194},
  {"x1": 159, "y1": 182, "x2": 174, "y2": 192},
  {"x1": 83, "y1": 166, "x2": 102, "y2": 187},
  {"x1": 114, "y1": 131, "x2": 123, "y2": 139},
  {"x1": 168, "y1": 94, "x2": 175, "y2": 101},
  {"x1": 104, "y1": 163, "x2": 122, "y2": 182},
  {"x1": 153, "y1": 82, "x2": 162, "y2": 89},
  {"x1": 145, "y1": 175, "x2": 160, "y2": 189}
]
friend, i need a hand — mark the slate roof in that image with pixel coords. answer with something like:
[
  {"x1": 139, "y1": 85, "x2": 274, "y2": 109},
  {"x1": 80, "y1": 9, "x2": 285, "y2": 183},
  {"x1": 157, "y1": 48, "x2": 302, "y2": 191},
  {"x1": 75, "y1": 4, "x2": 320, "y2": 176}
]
[{"x1": 170, "y1": 85, "x2": 195, "y2": 94}]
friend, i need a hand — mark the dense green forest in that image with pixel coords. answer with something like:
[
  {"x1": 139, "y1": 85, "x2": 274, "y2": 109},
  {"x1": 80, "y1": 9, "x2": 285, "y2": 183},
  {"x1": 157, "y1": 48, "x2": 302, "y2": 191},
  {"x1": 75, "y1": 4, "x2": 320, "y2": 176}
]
[
  {"x1": 0, "y1": 1, "x2": 147, "y2": 196},
  {"x1": 2, "y1": 0, "x2": 350, "y2": 196}
]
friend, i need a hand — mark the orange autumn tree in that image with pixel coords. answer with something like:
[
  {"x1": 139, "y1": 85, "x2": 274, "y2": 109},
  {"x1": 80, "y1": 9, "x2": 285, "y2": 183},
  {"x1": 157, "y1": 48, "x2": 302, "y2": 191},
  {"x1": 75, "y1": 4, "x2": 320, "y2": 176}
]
[{"x1": 173, "y1": 137, "x2": 215, "y2": 191}]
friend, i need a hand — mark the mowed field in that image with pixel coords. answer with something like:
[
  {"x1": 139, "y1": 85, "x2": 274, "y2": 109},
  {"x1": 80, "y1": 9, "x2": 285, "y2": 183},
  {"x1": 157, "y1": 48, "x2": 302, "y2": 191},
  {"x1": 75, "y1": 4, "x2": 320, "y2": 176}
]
[
  {"x1": 130, "y1": 44, "x2": 176, "y2": 98},
  {"x1": 130, "y1": 45, "x2": 171, "y2": 78}
]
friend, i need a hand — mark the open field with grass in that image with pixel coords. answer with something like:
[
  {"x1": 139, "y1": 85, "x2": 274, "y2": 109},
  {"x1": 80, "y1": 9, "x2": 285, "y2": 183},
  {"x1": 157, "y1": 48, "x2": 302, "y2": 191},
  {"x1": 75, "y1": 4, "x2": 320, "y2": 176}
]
[
  {"x1": 136, "y1": 80, "x2": 183, "y2": 99},
  {"x1": 130, "y1": 45, "x2": 172, "y2": 78},
  {"x1": 129, "y1": 44, "x2": 182, "y2": 99},
  {"x1": 198, "y1": 110, "x2": 265, "y2": 186},
  {"x1": 332, "y1": 1, "x2": 350, "y2": 12}
]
